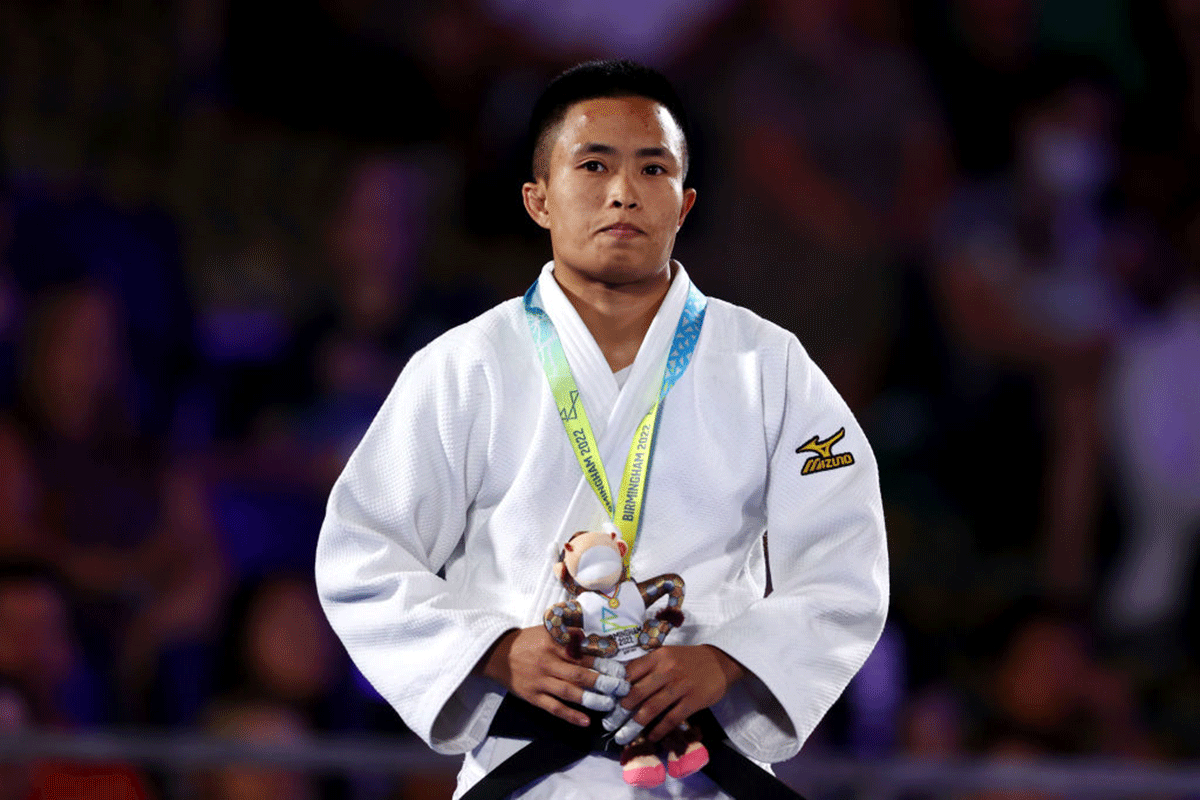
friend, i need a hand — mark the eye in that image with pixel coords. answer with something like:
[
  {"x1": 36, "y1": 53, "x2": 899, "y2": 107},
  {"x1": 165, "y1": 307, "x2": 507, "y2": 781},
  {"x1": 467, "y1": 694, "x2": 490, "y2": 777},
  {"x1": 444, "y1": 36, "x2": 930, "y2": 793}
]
[
  {"x1": 581, "y1": 160, "x2": 605, "y2": 172},
  {"x1": 643, "y1": 164, "x2": 666, "y2": 176}
]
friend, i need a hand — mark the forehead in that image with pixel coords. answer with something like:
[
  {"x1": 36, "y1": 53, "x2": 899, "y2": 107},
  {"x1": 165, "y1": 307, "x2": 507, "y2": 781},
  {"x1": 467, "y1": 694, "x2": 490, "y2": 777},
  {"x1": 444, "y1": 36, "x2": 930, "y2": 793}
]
[{"x1": 552, "y1": 96, "x2": 684, "y2": 158}]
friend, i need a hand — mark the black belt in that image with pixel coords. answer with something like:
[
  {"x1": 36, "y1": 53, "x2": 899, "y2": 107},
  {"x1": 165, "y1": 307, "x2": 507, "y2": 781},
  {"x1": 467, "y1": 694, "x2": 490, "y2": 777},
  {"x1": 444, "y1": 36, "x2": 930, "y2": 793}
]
[{"x1": 459, "y1": 694, "x2": 807, "y2": 800}]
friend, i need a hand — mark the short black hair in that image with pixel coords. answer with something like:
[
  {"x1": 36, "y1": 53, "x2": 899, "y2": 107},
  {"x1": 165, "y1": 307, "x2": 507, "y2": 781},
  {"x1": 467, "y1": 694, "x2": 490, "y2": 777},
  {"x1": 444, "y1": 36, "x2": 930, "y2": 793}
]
[{"x1": 528, "y1": 59, "x2": 691, "y2": 182}]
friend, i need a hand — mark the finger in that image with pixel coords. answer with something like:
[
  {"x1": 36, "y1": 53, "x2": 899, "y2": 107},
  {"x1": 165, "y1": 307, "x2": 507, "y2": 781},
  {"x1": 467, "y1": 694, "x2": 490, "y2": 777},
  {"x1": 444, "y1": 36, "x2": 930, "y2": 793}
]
[
  {"x1": 622, "y1": 653, "x2": 655, "y2": 683},
  {"x1": 592, "y1": 673, "x2": 631, "y2": 697},
  {"x1": 646, "y1": 702, "x2": 693, "y2": 742},
  {"x1": 620, "y1": 664, "x2": 671, "y2": 711},
  {"x1": 550, "y1": 640, "x2": 584, "y2": 666},
  {"x1": 614, "y1": 717, "x2": 645, "y2": 745},
  {"x1": 532, "y1": 693, "x2": 590, "y2": 727},
  {"x1": 628, "y1": 684, "x2": 687, "y2": 743},
  {"x1": 580, "y1": 690, "x2": 615, "y2": 712},
  {"x1": 602, "y1": 704, "x2": 632, "y2": 732},
  {"x1": 592, "y1": 658, "x2": 626, "y2": 679},
  {"x1": 557, "y1": 663, "x2": 629, "y2": 697},
  {"x1": 550, "y1": 662, "x2": 606, "y2": 691},
  {"x1": 545, "y1": 677, "x2": 600, "y2": 711}
]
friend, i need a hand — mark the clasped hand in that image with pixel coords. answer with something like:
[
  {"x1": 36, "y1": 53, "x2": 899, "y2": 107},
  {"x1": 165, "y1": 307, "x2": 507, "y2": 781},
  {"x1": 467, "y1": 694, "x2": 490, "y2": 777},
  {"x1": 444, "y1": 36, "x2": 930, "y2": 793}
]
[{"x1": 477, "y1": 626, "x2": 744, "y2": 743}]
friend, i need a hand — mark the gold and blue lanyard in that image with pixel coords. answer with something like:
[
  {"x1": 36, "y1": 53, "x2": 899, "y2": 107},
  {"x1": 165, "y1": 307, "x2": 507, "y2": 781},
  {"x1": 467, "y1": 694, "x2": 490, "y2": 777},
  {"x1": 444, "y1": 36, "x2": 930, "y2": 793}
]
[{"x1": 524, "y1": 277, "x2": 706, "y2": 566}]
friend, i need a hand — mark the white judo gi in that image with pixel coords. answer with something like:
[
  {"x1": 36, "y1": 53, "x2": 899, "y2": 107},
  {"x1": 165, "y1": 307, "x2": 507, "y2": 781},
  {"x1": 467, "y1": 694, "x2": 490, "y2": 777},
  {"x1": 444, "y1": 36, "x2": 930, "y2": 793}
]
[{"x1": 315, "y1": 262, "x2": 889, "y2": 799}]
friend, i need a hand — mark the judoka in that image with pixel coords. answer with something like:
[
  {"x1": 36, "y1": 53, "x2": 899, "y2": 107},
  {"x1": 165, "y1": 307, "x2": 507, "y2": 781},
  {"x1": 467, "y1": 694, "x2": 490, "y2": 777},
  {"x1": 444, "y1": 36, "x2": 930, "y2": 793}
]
[{"x1": 315, "y1": 59, "x2": 889, "y2": 799}]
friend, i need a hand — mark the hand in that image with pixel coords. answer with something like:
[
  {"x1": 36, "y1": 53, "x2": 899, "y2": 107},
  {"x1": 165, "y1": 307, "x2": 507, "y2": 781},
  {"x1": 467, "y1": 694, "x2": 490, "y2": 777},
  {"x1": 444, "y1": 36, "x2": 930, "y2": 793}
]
[
  {"x1": 614, "y1": 644, "x2": 746, "y2": 744},
  {"x1": 475, "y1": 626, "x2": 629, "y2": 727}
]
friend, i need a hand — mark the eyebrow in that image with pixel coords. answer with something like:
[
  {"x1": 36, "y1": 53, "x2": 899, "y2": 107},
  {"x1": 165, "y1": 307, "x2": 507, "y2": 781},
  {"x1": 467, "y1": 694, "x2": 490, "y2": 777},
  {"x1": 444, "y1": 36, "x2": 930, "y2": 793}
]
[{"x1": 575, "y1": 143, "x2": 677, "y2": 162}]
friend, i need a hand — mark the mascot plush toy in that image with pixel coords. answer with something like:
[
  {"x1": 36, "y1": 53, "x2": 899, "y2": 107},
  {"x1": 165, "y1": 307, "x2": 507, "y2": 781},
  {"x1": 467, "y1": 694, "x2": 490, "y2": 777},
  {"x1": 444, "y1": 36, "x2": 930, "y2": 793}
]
[{"x1": 544, "y1": 528, "x2": 709, "y2": 787}]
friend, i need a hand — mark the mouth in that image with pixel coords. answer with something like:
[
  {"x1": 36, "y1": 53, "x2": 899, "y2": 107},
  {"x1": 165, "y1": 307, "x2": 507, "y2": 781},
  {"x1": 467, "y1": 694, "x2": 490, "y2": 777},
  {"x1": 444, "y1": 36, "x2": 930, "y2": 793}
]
[{"x1": 600, "y1": 223, "x2": 645, "y2": 237}]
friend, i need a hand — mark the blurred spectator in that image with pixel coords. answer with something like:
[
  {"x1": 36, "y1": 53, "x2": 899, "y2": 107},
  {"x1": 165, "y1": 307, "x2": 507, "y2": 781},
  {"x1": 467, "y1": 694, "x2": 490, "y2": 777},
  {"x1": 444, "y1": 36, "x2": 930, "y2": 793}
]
[
  {"x1": 972, "y1": 601, "x2": 1156, "y2": 759},
  {"x1": 6, "y1": 178, "x2": 196, "y2": 443},
  {"x1": 0, "y1": 678, "x2": 36, "y2": 800},
  {"x1": 0, "y1": 417, "x2": 39, "y2": 559},
  {"x1": 205, "y1": 155, "x2": 492, "y2": 581},
  {"x1": 0, "y1": 673, "x2": 155, "y2": 800},
  {"x1": 709, "y1": 0, "x2": 953, "y2": 410},
  {"x1": 930, "y1": 57, "x2": 1126, "y2": 601},
  {"x1": 1100, "y1": 222, "x2": 1200, "y2": 660},
  {"x1": 915, "y1": 0, "x2": 1136, "y2": 181},
  {"x1": 311, "y1": 155, "x2": 489, "y2": 459},
  {"x1": 211, "y1": 573, "x2": 345, "y2": 732},
  {"x1": 0, "y1": 563, "x2": 82, "y2": 726},
  {"x1": 14, "y1": 284, "x2": 226, "y2": 725},
  {"x1": 901, "y1": 685, "x2": 968, "y2": 760},
  {"x1": 924, "y1": 0, "x2": 1036, "y2": 177},
  {"x1": 194, "y1": 697, "x2": 315, "y2": 800},
  {"x1": 288, "y1": 155, "x2": 456, "y2": 484}
]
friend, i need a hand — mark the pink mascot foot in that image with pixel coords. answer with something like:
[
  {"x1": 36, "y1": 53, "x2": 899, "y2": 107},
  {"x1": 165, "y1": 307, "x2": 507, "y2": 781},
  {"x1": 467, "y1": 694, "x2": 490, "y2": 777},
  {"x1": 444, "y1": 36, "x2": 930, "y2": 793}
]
[
  {"x1": 622, "y1": 760, "x2": 667, "y2": 788},
  {"x1": 667, "y1": 744, "x2": 710, "y2": 779}
]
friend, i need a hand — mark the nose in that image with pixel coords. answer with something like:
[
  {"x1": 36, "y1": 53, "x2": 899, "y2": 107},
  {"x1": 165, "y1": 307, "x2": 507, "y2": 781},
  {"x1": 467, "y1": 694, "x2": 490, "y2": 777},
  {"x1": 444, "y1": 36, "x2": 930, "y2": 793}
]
[{"x1": 608, "y1": 172, "x2": 639, "y2": 209}]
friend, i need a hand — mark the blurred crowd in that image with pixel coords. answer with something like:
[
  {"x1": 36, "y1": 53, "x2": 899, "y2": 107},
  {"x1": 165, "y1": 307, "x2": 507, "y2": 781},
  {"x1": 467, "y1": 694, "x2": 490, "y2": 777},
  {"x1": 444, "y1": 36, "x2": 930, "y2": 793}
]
[{"x1": 1, "y1": 0, "x2": 1199, "y2": 798}]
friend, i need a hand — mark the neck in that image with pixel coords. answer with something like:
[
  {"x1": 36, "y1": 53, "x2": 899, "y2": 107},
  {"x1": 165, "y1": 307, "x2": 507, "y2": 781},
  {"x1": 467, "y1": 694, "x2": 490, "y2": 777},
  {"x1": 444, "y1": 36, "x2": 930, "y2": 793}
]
[{"x1": 552, "y1": 261, "x2": 674, "y2": 372}]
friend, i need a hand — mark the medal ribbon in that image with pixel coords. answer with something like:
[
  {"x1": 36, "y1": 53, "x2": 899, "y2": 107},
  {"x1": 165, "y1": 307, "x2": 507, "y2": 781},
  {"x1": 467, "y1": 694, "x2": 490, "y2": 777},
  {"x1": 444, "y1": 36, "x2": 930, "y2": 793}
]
[{"x1": 524, "y1": 276, "x2": 706, "y2": 566}]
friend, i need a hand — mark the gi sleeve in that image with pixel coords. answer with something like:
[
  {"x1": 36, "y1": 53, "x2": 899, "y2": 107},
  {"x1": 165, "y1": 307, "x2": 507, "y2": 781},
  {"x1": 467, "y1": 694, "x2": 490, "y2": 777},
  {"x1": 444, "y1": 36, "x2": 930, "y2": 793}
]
[
  {"x1": 704, "y1": 336, "x2": 889, "y2": 763},
  {"x1": 315, "y1": 333, "x2": 516, "y2": 754}
]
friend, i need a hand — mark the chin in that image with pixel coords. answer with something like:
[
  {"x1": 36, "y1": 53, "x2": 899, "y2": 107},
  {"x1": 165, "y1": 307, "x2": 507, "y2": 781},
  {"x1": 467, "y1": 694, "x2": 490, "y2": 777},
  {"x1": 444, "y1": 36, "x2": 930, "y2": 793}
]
[{"x1": 575, "y1": 255, "x2": 668, "y2": 285}]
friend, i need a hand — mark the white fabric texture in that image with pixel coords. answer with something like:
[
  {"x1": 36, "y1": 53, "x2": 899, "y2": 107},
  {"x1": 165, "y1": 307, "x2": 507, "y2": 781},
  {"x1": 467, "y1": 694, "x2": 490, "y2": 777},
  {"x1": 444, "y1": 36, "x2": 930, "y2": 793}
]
[{"x1": 315, "y1": 262, "x2": 889, "y2": 798}]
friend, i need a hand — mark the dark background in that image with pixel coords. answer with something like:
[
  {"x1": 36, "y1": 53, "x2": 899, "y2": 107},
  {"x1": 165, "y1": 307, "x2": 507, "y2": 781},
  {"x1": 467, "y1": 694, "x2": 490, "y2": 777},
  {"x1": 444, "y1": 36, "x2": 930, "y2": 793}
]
[{"x1": 1, "y1": 1, "x2": 1199, "y2": 798}]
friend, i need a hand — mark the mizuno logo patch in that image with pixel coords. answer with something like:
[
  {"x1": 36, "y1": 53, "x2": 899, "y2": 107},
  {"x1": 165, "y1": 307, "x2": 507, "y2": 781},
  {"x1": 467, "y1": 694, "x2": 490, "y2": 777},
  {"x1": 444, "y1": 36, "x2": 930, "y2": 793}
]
[{"x1": 796, "y1": 427, "x2": 855, "y2": 475}]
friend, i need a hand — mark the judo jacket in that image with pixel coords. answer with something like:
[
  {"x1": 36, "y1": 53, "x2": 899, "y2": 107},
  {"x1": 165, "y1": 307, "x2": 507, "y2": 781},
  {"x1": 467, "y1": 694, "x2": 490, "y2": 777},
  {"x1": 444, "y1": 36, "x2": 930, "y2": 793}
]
[{"x1": 315, "y1": 263, "x2": 889, "y2": 798}]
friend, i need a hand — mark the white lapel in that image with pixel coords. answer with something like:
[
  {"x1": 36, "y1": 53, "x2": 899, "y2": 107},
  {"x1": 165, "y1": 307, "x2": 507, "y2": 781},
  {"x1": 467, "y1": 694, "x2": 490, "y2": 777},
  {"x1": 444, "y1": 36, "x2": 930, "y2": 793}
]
[
  {"x1": 529, "y1": 261, "x2": 696, "y2": 613},
  {"x1": 533, "y1": 261, "x2": 693, "y2": 544},
  {"x1": 594, "y1": 263, "x2": 690, "y2": 467},
  {"x1": 536, "y1": 261, "x2": 619, "y2": 440}
]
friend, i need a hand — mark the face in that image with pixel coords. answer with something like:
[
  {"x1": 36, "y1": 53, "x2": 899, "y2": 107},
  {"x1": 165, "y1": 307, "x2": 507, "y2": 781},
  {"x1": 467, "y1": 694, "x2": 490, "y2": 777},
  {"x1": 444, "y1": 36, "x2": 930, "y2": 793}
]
[
  {"x1": 244, "y1": 578, "x2": 334, "y2": 702},
  {"x1": 29, "y1": 288, "x2": 121, "y2": 438},
  {"x1": 994, "y1": 617, "x2": 1085, "y2": 730},
  {"x1": 1019, "y1": 84, "x2": 1114, "y2": 200},
  {"x1": 523, "y1": 96, "x2": 696, "y2": 289}
]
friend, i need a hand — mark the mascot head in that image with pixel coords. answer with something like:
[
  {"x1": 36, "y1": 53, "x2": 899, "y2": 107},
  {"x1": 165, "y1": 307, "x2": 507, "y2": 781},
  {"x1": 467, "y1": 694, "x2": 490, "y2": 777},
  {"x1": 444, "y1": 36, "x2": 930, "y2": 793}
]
[{"x1": 554, "y1": 529, "x2": 628, "y2": 594}]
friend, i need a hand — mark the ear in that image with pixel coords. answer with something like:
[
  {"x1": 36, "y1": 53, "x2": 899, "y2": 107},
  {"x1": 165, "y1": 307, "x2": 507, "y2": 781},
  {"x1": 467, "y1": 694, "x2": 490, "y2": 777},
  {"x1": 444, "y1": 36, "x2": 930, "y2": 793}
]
[
  {"x1": 523, "y1": 180, "x2": 551, "y2": 230},
  {"x1": 617, "y1": 541, "x2": 628, "y2": 557},
  {"x1": 564, "y1": 542, "x2": 574, "y2": 552},
  {"x1": 676, "y1": 187, "x2": 697, "y2": 231},
  {"x1": 553, "y1": 562, "x2": 566, "y2": 582}
]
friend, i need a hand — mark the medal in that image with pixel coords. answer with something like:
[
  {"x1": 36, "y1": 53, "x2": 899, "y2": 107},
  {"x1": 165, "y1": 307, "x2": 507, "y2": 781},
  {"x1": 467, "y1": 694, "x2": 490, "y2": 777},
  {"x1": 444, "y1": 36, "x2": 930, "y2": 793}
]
[{"x1": 600, "y1": 586, "x2": 621, "y2": 608}]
